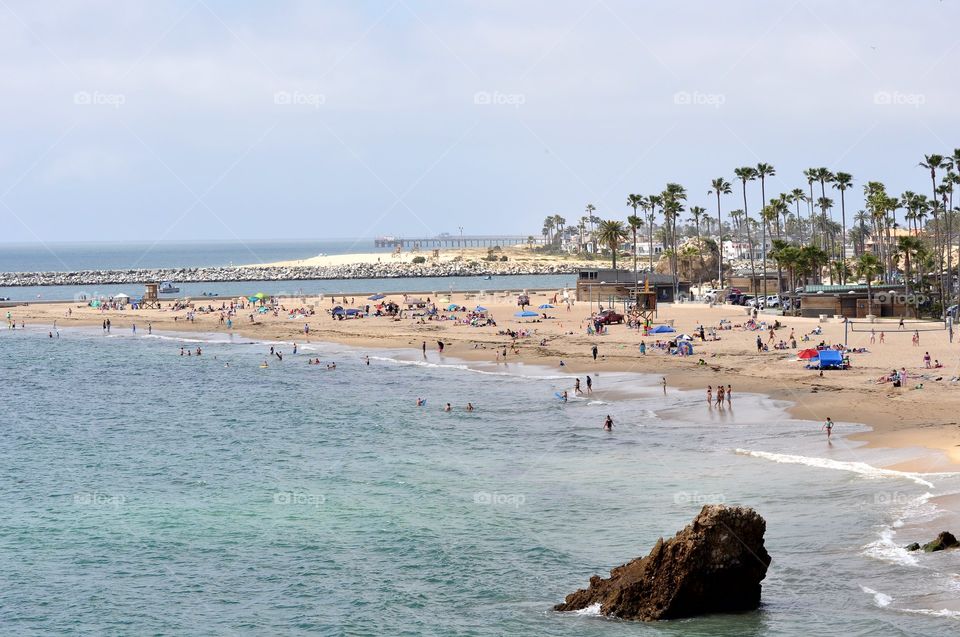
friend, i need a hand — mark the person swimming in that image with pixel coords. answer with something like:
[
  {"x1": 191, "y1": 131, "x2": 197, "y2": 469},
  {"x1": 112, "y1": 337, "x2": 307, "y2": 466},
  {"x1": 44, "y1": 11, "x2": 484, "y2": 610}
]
[
  {"x1": 444, "y1": 403, "x2": 452, "y2": 412},
  {"x1": 416, "y1": 397, "x2": 425, "y2": 406},
  {"x1": 603, "y1": 415, "x2": 613, "y2": 431},
  {"x1": 466, "y1": 402, "x2": 474, "y2": 412}
]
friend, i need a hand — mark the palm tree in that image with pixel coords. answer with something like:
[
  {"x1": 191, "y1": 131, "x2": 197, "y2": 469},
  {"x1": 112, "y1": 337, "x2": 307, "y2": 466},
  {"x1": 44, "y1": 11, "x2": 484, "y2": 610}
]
[
  {"x1": 596, "y1": 219, "x2": 628, "y2": 282},
  {"x1": 689, "y1": 205, "x2": 707, "y2": 286},
  {"x1": 919, "y1": 154, "x2": 945, "y2": 314},
  {"x1": 898, "y1": 235, "x2": 924, "y2": 316},
  {"x1": 787, "y1": 188, "x2": 806, "y2": 243},
  {"x1": 553, "y1": 215, "x2": 566, "y2": 246},
  {"x1": 627, "y1": 213, "x2": 644, "y2": 289},
  {"x1": 542, "y1": 216, "x2": 555, "y2": 244},
  {"x1": 833, "y1": 171, "x2": 853, "y2": 282},
  {"x1": 855, "y1": 253, "x2": 882, "y2": 316},
  {"x1": 734, "y1": 167, "x2": 759, "y2": 293},
  {"x1": 755, "y1": 163, "x2": 776, "y2": 296},
  {"x1": 646, "y1": 194, "x2": 663, "y2": 272},
  {"x1": 662, "y1": 183, "x2": 688, "y2": 298},
  {"x1": 585, "y1": 204, "x2": 596, "y2": 252},
  {"x1": 709, "y1": 177, "x2": 732, "y2": 288}
]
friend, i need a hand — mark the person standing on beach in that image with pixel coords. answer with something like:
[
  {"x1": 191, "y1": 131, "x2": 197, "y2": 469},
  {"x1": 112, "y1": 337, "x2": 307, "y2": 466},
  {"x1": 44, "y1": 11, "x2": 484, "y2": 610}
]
[
  {"x1": 726, "y1": 385, "x2": 732, "y2": 405},
  {"x1": 870, "y1": 329, "x2": 875, "y2": 344},
  {"x1": 707, "y1": 385, "x2": 712, "y2": 405},
  {"x1": 879, "y1": 331, "x2": 885, "y2": 344},
  {"x1": 586, "y1": 375, "x2": 592, "y2": 394},
  {"x1": 422, "y1": 341, "x2": 426, "y2": 356},
  {"x1": 756, "y1": 335, "x2": 763, "y2": 353},
  {"x1": 639, "y1": 341, "x2": 646, "y2": 355},
  {"x1": 591, "y1": 344, "x2": 598, "y2": 361},
  {"x1": 715, "y1": 385, "x2": 725, "y2": 407},
  {"x1": 574, "y1": 378, "x2": 583, "y2": 395},
  {"x1": 437, "y1": 340, "x2": 445, "y2": 354},
  {"x1": 899, "y1": 317, "x2": 905, "y2": 330},
  {"x1": 924, "y1": 351, "x2": 931, "y2": 368},
  {"x1": 822, "y1": 417, "x2": 833, "y2": 439},
  {"x1": 661, "y1": 377, "x2": 667, "y2": 394}
]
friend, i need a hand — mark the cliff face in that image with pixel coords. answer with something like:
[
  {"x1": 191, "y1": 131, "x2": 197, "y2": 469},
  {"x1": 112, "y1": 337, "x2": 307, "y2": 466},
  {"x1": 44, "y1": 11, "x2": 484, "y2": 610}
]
[{"x1": 555, "y1": 505, "x2": 771, "y2": 621}]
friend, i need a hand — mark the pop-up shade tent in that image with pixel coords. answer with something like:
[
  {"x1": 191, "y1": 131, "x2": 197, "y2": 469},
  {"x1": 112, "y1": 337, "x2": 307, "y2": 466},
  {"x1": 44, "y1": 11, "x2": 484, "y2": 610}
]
[
  {"x1": 818, "y1": 349, "x2": 844, "y2": 369},
  {"x1": 650, "y1": 325, "x2": 676, "y2": 334}
]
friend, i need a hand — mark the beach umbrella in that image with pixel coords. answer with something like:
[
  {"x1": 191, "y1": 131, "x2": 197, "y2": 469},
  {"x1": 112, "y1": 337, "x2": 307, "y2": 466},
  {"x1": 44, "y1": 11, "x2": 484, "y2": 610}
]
[
  {"x1": 515, "y1": 310, "x2": 539, "y2": 317},
  {"x1": 113, "y1": 293, "x2": 130, "y2": 299},
  {"x1": 247, "y1": 296, "x2": 258, "y2": 303},
  {"x1": 797, "y1": 348, "x2": 819, "y2": 360},
  {"x1": 538, "y1": 304, "x2": 554, "y2": 309},
  {"x1": 254, "y1": 292, "x2": 268, "y2": 300},
  {"x1": 368, "y1": 294, "x2": 385, "y2": 300},
  {"x1": 474, "y1": 306, "x2": 487, "y2": 312},
  {"x1": 447, "y1": 303, "x2": 459, "y2": 311}
]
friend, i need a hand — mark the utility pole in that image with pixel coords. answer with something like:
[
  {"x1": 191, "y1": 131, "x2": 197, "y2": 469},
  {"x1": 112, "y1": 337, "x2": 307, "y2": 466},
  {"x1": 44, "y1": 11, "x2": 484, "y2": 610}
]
[{"x1": 459, "y1": 226, "x2": 464, "y2": 260}]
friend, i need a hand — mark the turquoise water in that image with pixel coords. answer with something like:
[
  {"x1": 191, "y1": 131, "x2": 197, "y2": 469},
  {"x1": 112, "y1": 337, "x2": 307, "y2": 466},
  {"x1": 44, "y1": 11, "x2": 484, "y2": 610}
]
[{"x1": 1, "y1": 327, "x2": 959, "y2": 635}]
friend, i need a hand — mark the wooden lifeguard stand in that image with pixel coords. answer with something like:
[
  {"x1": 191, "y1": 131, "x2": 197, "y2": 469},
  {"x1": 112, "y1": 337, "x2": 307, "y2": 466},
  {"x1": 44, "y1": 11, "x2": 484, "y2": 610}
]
[
  {"x1": 632, "y1": 278, "x2": 658, "y2": 324},
  {"x1": 142, "y1": 283, "x2": 161, "y2": 309}
]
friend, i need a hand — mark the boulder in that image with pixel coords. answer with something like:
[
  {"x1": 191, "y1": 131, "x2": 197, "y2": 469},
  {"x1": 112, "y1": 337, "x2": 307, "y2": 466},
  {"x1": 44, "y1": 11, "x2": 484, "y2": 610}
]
[
  {"x1": 922, "y1": 531, "x2": 959, "y2": 553},
  {"x1": 554, "y1": 505, "x2": 770, "y2": 621},
  {"x1": 905, "y1": 542, "x2": 921, "y2": 552}
]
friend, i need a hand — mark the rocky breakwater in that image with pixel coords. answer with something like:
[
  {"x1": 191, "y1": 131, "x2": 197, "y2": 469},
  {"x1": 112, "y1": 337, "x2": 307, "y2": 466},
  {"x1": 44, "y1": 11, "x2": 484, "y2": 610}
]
[
  {"x1": 0, "y1": 261, "x2": 576, "y2": 287},
  {"x1": 554, "y1": 505, "x2": 771, "y2": 621}
]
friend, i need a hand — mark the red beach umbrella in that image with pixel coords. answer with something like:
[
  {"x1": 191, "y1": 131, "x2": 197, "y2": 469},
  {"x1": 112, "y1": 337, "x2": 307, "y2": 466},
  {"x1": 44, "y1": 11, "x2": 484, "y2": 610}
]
[{"x1": 797, "y1": 348, "x2": 819, "y2": 359}]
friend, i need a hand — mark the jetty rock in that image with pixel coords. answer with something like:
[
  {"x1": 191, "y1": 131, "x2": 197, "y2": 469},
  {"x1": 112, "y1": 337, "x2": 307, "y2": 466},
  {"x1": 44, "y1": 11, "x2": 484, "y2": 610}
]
[
  {"x1": 554, "y1": 504, "x2": 771, "y2": 621},
  {"x1": 922, "y1": 531, "x2": 959, "y2": 552}
]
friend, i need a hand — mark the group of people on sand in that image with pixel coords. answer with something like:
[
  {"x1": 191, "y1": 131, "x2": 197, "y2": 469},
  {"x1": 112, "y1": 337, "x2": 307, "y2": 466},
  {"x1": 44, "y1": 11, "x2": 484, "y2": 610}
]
[{"x1": 706, "y1": 384, "x2": 733, "y2": 407}]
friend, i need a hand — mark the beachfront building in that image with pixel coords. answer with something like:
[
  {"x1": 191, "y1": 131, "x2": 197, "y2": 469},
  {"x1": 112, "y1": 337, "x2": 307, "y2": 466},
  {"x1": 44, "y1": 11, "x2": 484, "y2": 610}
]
[
  {"x1": 797, "y1": 284, "x2": 910, "y2": 319},
  {"x1": 575, "y1": 268, "x2": 691, "y2": 303}
]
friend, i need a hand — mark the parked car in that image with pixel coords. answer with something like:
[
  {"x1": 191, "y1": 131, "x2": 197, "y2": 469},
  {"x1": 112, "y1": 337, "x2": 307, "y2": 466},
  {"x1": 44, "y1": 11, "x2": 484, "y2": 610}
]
[
  {"x1": 701, "y1": 288, "x2": 722, "y2": 302},
  {"x1": 595, "y1": 309, "x2": 624, "y2": 325}
]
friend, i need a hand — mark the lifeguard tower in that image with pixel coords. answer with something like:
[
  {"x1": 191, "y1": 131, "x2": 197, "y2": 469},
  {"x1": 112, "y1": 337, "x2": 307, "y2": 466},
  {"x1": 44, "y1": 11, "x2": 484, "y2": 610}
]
[
  {"x1": 632, "y1": 279, "x2": 658, "y2": 325},
  {"x1": 141, "y1": 283, "x2": 161, "y2": 309}
]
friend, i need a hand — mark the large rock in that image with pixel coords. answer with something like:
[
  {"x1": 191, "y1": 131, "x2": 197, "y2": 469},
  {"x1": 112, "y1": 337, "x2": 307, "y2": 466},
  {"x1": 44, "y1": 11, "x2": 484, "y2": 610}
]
[
  {"x1": 554, "y1": 505, "x2": 771, "y2": 621},
  {"x1": 922, "y1": 531, "x2": 959, "y2": 552}
]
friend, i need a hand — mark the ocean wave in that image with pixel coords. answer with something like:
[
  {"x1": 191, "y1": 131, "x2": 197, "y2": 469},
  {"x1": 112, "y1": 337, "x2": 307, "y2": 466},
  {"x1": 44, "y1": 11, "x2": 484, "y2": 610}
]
[
  {"x1": 734, "y1": 449, "x2": 953, "y2": 487},
  {"x1": 369, "y1": 356, "x2": 570, "y2": 380},
  {"x1": 862, "y1": 528, "x2": 919, "y2": 567},
  {"x1": 861, "y1": 586, "x2": 893, "y2": 607},
  {"x1": 899, "y1": 607, "x2": 960, "y2": 618},
  {"x1": 570, "y1": 602, "x2": 602, "y2": 616}
]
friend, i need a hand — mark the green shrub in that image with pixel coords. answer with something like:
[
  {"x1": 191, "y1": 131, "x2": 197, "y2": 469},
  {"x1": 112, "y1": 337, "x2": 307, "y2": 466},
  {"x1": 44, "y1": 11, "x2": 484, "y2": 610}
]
[{"x1": 412, "y1": 256, "x2": 426, "y2": 264}]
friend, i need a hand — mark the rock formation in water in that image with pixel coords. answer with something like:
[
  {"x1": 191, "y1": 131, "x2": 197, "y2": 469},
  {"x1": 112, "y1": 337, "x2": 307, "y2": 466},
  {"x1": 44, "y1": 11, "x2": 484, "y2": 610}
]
[
  {"x1": 922, "y1": 531, "x2": 959, "y2": 552},
  {"x1": 554, "y1": 504, "x2": 771, "y2": 621}
]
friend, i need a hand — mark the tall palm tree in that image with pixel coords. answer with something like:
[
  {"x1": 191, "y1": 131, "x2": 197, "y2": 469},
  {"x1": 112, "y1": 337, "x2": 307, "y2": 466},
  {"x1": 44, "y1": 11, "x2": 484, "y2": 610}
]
[
  {"x1": 646, "y1": 194, "x2": 663, "y2": 272},
  {"x1": 662, "y1": 183, "x2": 688, "y2": 298},
  {"x1": 585, "y1": 204, "x2": 596, "y2": 252},
  {"x1": 919, "y1": 154, "x2": 945, "y2": 314},
  {"x1": 596, "y1": 219, "x2": 629, "y2": 282},
  {"x1": 898, "y1": 235, "x2": 925, "y2": 317},
  {"x1": 833, "y1": 171, "x2": 853, "y2": 282},
  {"x1": 804, "y1": 168, "x2": 818, "y2": 245},
  {"x1": 542, "y1": 216, "x2": 555, "y2": 243},
  {"x1": 627, "y1": 213, "x2": 644, "y2": 290},
  {"x1": 755, "y1": 163, "x2": 776, "y2": 296},
  {"x1": 689, "y1": 205, "x2": 707, "y2": 286},
  {"x1": 709, "y1": 177, "x2": 732, "y2": 288},
  {"x1": 788, "y1": 188, "x2": 807, "y2": 243},
  {"x1": 855, "y1": 253, "x2": 882, "y2": 316},
  {"x1": 734, "y1": 167, "x2": 759, "y2": 294}
]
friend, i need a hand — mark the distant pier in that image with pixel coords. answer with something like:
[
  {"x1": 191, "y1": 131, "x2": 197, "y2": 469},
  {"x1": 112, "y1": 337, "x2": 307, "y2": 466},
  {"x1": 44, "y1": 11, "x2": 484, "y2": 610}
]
[{"x1": 374, "y1": 234, "x2": 538, "y2": 248}]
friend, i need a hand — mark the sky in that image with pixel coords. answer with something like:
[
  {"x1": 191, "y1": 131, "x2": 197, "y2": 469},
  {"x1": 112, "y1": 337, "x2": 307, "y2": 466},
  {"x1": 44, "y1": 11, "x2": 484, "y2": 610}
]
[{"x1": 1, "y1": 0, "x2": 958, "y2": 244}]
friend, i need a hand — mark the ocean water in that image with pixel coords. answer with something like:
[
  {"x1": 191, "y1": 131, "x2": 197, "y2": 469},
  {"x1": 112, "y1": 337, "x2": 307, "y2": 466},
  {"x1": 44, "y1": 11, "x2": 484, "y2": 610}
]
[
  {"x1": 0, "y1": 239, "x2": 389, "y2": 272},
  {"x1": 1, "y1": 327, "x2": 959, "y2": 636}
]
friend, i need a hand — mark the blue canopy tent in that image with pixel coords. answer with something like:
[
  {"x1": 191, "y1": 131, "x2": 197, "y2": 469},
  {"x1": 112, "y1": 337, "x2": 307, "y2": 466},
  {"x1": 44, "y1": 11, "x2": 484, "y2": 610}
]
[
  {"x1": 538, "y1": 304, "x2": 554, "y2": 309},
  {"x1": 818, "y1": 349, "x2": 845, "y2": 369},
  {"x1": 474, "y1": 306, "x2": 488, "y2": 312},
  {"x1": 447, "y1": 303, "x2": 460, "y2": 311},
  {"x1": 515, "y1": 310, "x2": 539, "y2": 318},
  {"x1": 650, "y1": 325, "x2": 676, "y2": 334},
  {"x1": 368, "y1": 294, "x2": 385, "y2": 301}
]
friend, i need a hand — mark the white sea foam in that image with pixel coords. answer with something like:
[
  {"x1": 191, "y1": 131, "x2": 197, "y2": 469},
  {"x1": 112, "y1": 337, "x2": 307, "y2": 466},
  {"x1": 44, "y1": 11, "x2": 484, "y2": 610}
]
[
  {"x1": 862, "y1": 528, "x2": 918, "y2": 567},
  {"x1": 734, "y1": 449, "x2": 953, "y2": 487},
  {"x1": 861, "y1": 586, "x2": 893, "y2": 607},
  {"x1": 369, "y1": 356, "x2": 570, "y2": 380},
  {"x1": 898, "y1": 607, "x2": 960, "y2": 618},
  {"x1": 571, "y1": 602, "x2": 602, "y2": 616}
]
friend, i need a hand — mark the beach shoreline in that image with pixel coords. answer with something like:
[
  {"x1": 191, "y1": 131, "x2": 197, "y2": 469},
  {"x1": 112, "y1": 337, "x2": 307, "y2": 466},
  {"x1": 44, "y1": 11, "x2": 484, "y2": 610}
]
[{"x1": 7, "y1": 291, "x2": 960, "y2": 472}]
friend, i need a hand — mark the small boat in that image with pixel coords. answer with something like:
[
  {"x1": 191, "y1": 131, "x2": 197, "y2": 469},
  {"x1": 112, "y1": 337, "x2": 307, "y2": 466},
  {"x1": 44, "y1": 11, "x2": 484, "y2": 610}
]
[{"x1": 159, "y1": 281, "x2": 180, "y2": 294}]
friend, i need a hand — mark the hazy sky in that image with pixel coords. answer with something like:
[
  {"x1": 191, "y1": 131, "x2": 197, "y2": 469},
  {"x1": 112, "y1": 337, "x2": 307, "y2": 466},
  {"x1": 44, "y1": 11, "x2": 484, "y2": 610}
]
[{"x1": 1, "y1": 0, "x2": 958, "y2": 243}]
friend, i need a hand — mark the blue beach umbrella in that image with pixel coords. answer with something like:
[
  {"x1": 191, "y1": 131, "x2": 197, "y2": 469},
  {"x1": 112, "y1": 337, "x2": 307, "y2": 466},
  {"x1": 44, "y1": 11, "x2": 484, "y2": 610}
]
[
  {"x1": 447, "y1": 303, "x2": 459, "y2": 311},
  {"x1": 474, "y1": 306, "x2": 487, "y2": 312},
  {"x1": 515, "y1": 310, "x2": 539, "y2": 317},
  {"x1": 368, "y1": 294, "x2": 385, "y2": 300},
  {"x1": 538, "y1": 303, "x2": 554, "y2": 309}
]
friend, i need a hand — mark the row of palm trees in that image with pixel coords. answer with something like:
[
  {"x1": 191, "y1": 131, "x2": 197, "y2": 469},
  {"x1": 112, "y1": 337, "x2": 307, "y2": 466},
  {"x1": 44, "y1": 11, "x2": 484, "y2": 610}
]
[{"x1": 552, "y1": 151, "x2": 960, "y2": 316}]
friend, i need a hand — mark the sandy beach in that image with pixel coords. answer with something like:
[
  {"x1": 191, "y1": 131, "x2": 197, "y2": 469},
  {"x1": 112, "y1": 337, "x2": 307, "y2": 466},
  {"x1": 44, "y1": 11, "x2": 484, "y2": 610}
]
[{"x1": 9, "y1": 289, "x2": 960, "y2": 471}]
